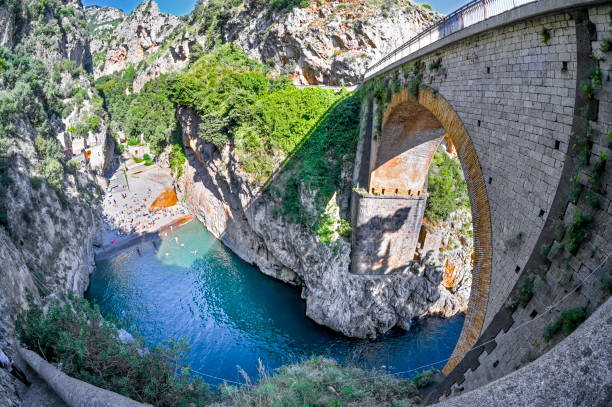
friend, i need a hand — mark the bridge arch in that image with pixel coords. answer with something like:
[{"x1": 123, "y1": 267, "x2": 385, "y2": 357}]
[{"x1": 379, "y1": 88, "x2": 492, "y2": 373}]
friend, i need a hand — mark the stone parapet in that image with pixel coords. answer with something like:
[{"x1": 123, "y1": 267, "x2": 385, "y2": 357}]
[{"x1": 19, "y1": 348, "x2": 152, "y2": 407}]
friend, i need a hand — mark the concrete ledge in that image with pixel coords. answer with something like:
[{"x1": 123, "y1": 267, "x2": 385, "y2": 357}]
[
  {"x1": 432, "y1": 296, "x2": 612, "y2": 406},
  {"x1": 19, "y1": 348, "x2": 152, "y2": 407}
]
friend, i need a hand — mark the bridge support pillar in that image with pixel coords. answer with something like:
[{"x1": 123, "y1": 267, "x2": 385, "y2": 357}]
[{"x1": 350, "y1": 194, "x2": 426, "y2": 275}]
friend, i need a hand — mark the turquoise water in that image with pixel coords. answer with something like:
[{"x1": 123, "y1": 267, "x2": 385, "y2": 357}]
[{"x1": 86, "y1": 220, "x2": 464, "y2": 386}]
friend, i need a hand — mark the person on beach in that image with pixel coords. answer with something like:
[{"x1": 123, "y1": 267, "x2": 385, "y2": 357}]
[{"x1": 0, "y1": 348, "x2": 31, "y2": 386}]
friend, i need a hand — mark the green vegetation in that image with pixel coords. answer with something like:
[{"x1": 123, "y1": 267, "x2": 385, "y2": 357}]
[
  {"x1": 222, "y1": 356, "x2": 418, "y2": 407},
  {"x1": 274, "y1": 93, "x2": 361, "y2": 227},
  {"x1": 543, "y1": 307, "x2": 586, "y2": 341},
  {"x1": 169, "y1": 143, "x2": 186, "y2": 178},
  {"x1": 0, "y1": 46, "x2": 73, "y2": 189},
  {"x1": 412, "y1": 369, "x2": 438, "y2": 389},
  {"x1": 269, "y1": 0, "x2": 310, "y2": 13},
  {"x1": 17, "y1": 293, "x2": 211, "y2": 407},
  {"x1": 540, "y1": 27, "x2": 551, "y2": 45},
  {"x1": 99, "y1": 44, "x2": 348, "y2": 188},
  {"x1": 316, "y1": 199, "x2": 351, "y2": 244},
  {"x1": 589, "y1": 153, "x2": 607, "y2": 194},
  {"x1": 420, "y1": 4, "x2": 433, "y2": 10},
  {"x1": 0, "y1": 46, "x2": 61, "y2": 140},
  {"x1": 17, "y1": 295, "x2": 422, "y2": 407},
  {"x1": 425, "y1": 147, "x2": 470, "y2": 223},
  {"x1": 171, "y1": 44, "x2": 349, "y2": 184},
  {"x1": 566, "y1": 211, "x2": 593, "y2": 254},
  {"x1": 189, "y1": 0, "x2": 244, "y2": 43},
  {"x1": 601, "y1": 39, "x2": 611, "y2": 53},
  {"x1": 96, "y1": 70, "x2": 177, "y2": 155},
  {"x1": 59, "y1": 6, "x2": 74, "y2": 17},
  {"x1": 428, "y1": 58, "x2": 441, "y2": 71},
  {"x1": 506, "y1": 274, "x2": 535, "y2": 311},
  {"x1": 581, "y1": 66, "x2": 601, "y2": 100}
]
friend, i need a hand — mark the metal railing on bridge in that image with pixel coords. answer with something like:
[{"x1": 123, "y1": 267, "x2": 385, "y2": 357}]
[{"x1": 363, "y1": 0, "x2": 537, "y2": 81}]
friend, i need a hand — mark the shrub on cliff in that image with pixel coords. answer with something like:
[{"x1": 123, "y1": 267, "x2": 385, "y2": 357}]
[
  {"x1": 269, "y1": 0, "x2": 310, "y2": 13},
  {"x1": 171, "y1": 43, "x2": 345, "y2": 183},
  {"x1": 221, "y1": 356, "x2": 419, "y2": 406},
  {"x1": 169, "y1": 143, "x2": 186, "y2": 178},
  {"x1": 16, "y1": 293, "x2": 211, "y2": 407},
  {"x1": 425, "y1": 147, "x2": 470, "y2": 223},
  {"x1": 543, "y1": 307, "x2": 586, "y2": 341},
  {"x1": 95, "y1": 71, "x2": 177, "y2": 155}
]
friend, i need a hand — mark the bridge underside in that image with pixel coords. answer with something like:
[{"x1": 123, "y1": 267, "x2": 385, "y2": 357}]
[
  {"x1": 370, "y1": 103, "x2": 446, "y2": 197},
  {"x1": 353, "y1": 100, "x2": 450, "y2": 275}
]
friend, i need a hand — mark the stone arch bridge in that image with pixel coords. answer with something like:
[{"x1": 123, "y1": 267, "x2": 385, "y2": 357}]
[{"x1": 351, "y1": 0, "x2": 612, "y2": 400}]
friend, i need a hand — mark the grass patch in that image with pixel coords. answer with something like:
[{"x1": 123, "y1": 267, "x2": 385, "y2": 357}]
[{"x1": 221, "y1": 356, "x2": 418, "y2": 407}]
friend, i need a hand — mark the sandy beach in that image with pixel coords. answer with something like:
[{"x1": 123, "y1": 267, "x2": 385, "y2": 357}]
[{"x1": 95, "y1": 158, "x2": 193, "y2": 259}]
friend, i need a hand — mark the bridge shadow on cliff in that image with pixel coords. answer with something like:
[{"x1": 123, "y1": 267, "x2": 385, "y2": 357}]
[
  {"x1": 352, "y1": 205, "x2": 415, "y2": 275},
  {"x1": 183, "y1": 93, "x2": 362, "y2": 256},
  {"x1": 183, "y1": 91, "x2": 440, "y2": 281}
]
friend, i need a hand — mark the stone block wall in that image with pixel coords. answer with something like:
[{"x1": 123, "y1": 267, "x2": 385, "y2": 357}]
[
  {"x1": 423, "y1": 12, "x2": 578, "y2": 330},
  {"x1": 427, "y1": 4, "x2": 612, "y2": 400},
  {"x1": 361, "y1": 0, "x2": 612, "y2": 381},
  {"x1": 351, "y1": 194, "x2": 426, "y2": 274}
]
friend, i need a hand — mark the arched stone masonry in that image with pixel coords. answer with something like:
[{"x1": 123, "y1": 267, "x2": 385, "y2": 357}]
[{"x1": 381, "y1": 88, "x2": 493, "y2": 373}]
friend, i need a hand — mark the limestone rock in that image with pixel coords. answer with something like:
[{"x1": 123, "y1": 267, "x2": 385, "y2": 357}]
[
  {"x1": 93, "y1": 1, "x2": 186, "y2": 79},
  {"x1": 224, "y1": 1, "x2": 441, "y2": 86},
  {"x1": 0, "y1": 5, "x2": 14, "y2": 49},
  {"x1": 0, "y1": 3, "x2": 112, "y2": 403},
  {"x1": 84, "y1": 5, "x2": 126, "y2": 60},
  {"x1": 87, "y1": 1, "x2": 440, "y2": 87}
]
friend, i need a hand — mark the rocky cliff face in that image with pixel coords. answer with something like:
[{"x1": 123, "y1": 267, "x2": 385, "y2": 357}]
[
  {"x1": 175, "y1": 107, "x2": 469, "y2": 338},
  {"x1": 85, "y1": 1, "x2": 440, "y2": 89},
  {"x1": 223, "y1": 0, "x2": 440, "y2": 85},
  {"x1": 0, "y1": 0, "x2": 107, "y2": 302},
  {"x1": 88, "y1": 1, "x2": 189, "y2": 89},
  {"x1": 84, "y1": 5, "x2": 126, "y2": 69},
  {"x1": 3, "y1": 0, "x2": 93, "y2": 71},
  {"x1": 0, "y1": 1, "x2": 110, "y2": 403}
]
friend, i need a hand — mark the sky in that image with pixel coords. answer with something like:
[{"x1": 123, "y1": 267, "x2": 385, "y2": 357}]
[
  {"x1": 82, "y1": 0, "x2": 197, "y2": 16},
  {"x1": 83, "y1": 0, "x2": 465, "y2": 17},
  {"x1": 420, "y1": 0, "x2": 465, "y2": 15}
]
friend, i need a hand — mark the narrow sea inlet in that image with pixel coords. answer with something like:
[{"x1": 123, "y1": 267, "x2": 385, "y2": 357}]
[{"x1": 86, "y1": 220, "x2": 464, "y2": 386}]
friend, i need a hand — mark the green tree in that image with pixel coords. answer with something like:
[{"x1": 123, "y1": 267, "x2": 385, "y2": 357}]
[
  {"x1": 425, "y1": 148, "x2": 470, "y2": 222},
  {"x1": 43, "y1": 158, "x2": 63, "y2": 188}
]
